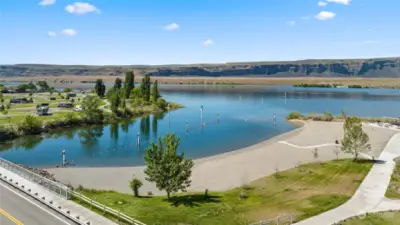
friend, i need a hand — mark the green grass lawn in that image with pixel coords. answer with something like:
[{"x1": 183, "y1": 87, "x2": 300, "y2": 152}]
[
  {"x1": 342, "y1": 211, "x2": 400, "y2": 225},
  {"x1": 75, "y1": 159, "x2": 373, "y2": 225},
  {"x1": 385, "y1": 161, "x2": 400, "y2": 199},
  {"x1": 0, "y1": 92, "x2": 85, "y2": 125},
  {"x1": 0, "y1": 111, "x2": 78, "y2": 125}
]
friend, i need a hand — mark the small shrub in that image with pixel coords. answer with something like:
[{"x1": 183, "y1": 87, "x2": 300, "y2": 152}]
[
  {"x1": 129, "y1": 178, "x2": 143, "y2": 197},
  {"x1": 239, "y1": 190, "x2": 247, "y2": 199},
  {"x1": 287, "y1": 112, "x2": 304, "y2": 120},
  {"x1": 77, "y1": 184, "x2": 84, "y2": 191},
  {"x1": 147, "y1": 191, "x2": 153, "y2": 196}
]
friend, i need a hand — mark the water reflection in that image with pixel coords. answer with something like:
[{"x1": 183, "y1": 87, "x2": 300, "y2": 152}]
[
  {"x1": 110, "y1": 123, "x2": 119, "y2": 142},
  {"x1": 78, "y1": 126, "x2": 104, "y2": 150},
  {"x1": 0, "y1": 136, "x2": 43, "y2": 152},
  {"x1": 140, "y1": 116, "x2": 151, "y2": 141}
]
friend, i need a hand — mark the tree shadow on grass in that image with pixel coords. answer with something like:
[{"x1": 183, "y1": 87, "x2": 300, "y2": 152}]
[{"x1": 165, "y1": 194, "x2": 222, "y2": 207}]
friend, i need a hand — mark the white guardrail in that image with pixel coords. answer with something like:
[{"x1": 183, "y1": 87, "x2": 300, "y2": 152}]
[{"x1": 0, "y1": 157, "x2": 146, "y2": 225}]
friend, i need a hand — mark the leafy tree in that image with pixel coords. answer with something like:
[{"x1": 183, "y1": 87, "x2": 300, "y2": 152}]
[
  {"x1": 129, "y1": 178, "x2": 143, "y2": 197},
  {"x1": 140, "y1": 75, "x2": 151, "y2": 102},
  {"x1": 343, "y1": 116, "x2": 362, "y2": 133},
  {"x1": 341, "y1": 117, "x2": 371, "y2": 161},
  {"x1": 95, "y1": 79, "x2": 106, "y2": 97},
  {"x1": 151, "y1": 80, "x2": 160, "y2": 102},
  {"x1": 110, "y1": 92, "x2": 121, "y2": 113},
  {"x1": 130, "y1": 87, "x2": 141, "y2": 99},
  {"x1": 82, "y1": 95, "x2": 103, "y2": 122},
  {"x1": 144, "y1": 133, "x2": 194, "y2": 200},
  {"x1": 36, "y1": 80, "x2": 50, "y2": 91},
  {"x1": 63, "y1": 88, "x2": 73, "y2": 93},
  {"x1": 124, "y1": 71, "x2": 135, "y2": 98},
  {"x1": 114, "y1": 77, "x2": 122, "y2": 90},
  {"x1": 29, "y1": 91, "x2": 33, "y2": 97}
]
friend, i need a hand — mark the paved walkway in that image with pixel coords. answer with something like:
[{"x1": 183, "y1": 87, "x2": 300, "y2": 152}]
[
  {"x1": 294, "y1": 132, "x2": 400, "y2": 225},
  {"x1": 0, "y1": 166, "x2": 117, "y2": 225}
]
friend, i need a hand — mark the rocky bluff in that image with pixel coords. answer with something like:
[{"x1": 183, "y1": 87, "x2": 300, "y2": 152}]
[{"x1": 1, "y1": 57, "x2": 399, "y2": 77}]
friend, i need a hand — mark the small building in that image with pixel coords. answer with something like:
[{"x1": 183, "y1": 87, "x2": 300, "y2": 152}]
[
  {"x1": 36, "y1": 103, "x2": 50, "y2": 116},
  {"x1": 10, "y1": 98, "x2": 29, "y2": 104},
  {"x1": 66, "y1": 92, "x2": 76, "y2": 98},
  {"x1": 58, "y1": 102, "x2": 73, "y2": 108}
]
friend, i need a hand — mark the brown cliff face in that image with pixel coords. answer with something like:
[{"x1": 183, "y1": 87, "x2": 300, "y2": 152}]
[{"x1": 1, "y1": 57, "x2": 400, "y2": 77}]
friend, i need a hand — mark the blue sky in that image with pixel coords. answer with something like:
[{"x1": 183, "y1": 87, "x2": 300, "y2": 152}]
[{"x1": 0, "y1": 0, "x2": 399, "y2": 65}]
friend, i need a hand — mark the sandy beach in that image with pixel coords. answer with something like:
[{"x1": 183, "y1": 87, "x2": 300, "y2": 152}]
[{"x1": 47, "y1": 121, "x2": 398, "y2": 195}]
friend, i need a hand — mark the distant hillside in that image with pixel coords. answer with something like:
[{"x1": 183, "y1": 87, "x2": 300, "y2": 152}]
[{"x1": 1, "y1": 57, "x2": 400, "y2": 77}]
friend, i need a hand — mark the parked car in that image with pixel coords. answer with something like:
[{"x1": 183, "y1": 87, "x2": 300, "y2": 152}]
[
  {"x1": 58, "y1": 102, "x2": 73, "y2": 108},
  {"x1": 73, "y1": 105, "x2": 84, "y2": 112}
]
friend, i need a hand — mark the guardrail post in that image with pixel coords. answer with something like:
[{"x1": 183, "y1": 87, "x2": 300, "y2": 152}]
[
  {"x1": 103, "y1": 205, "x2": 106, "y2": 214},
  {"x1": 90, "y1": 199, "x2": 93, "y2": 209},
  {"x1": 117, "y1": 211, "x2": 120, "y2": 222}
]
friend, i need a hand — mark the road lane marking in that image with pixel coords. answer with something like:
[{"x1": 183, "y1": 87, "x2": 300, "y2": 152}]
[
  {"x1": 0, "y1": 182, "x2": 72, "y2": 225},
  {"x1": 0, "y1": 208, "x2": 24, "y2": 225}
]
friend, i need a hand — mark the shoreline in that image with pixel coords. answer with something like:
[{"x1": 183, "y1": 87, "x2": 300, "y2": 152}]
[
  {"x1": 3, "y1": 76, "x2": 400, "y2": 89},
  {"x1": 47, "y1": 120, "x2": 398, "y2": 195}
]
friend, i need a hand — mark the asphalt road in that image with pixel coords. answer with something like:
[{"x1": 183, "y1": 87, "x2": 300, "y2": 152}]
[{"x1": 0, "y1": 181, "x2": 76, "y2": 225}]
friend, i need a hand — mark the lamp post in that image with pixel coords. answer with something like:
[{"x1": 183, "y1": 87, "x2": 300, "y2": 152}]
[
  {"x1": 61, "y1": 150, "x2": 66, "y2": 167},
  {"x1": 200, "y1": 105, "x2": 203, "y2": 126}
]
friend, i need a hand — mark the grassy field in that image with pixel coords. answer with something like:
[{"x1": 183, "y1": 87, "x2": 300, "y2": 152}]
[
  {"x1": 342, "y1": 211, "x2": 400, "y2": 225},
  {"x1": 74, "y1": 159, "x2": 373, "y2": 225},
  {"x1": 0, "y1": 92, "x2": 85, "y2": 125},
  {"x1": 385, "y1": 161, "x2": 400, "y2": 199}
]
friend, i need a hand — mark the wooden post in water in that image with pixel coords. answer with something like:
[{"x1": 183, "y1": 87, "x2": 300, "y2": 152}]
[{"x1": 137, "y1": 132, "x2": 140, "y2": 146}]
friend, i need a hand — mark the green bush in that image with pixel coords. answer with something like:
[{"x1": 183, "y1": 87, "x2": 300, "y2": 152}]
[
  {"x1": 17, "y1": 115, "x2": 42, "y2": 134},
  {"x1": 287, "y1": 112, "x2": 304, "y2": 120},
  {"x1": 129, "y1": 178, "x2": 143, "y2": 197},
  {"x1": 321, "y1": 112, "x2": 334, "y2": 121},
  {"x1": 156, "y1": 98, "x2": 167, "y2": 110}
]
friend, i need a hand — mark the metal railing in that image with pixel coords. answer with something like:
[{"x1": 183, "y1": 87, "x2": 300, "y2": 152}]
[
  {"x1": 0, "y1": 158, "x2": 70, "y2": 199},
  {"x1": 0, "y1": 157, "x2": 146, "y2": 225},
  {"x1": 251, "y1": 215, "x2": 294, "y2": 225}
]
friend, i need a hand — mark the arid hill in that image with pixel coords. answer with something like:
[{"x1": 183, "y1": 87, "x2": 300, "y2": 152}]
[{"x1": 1, "y1": 57, "x2": 400, "y2": 77}]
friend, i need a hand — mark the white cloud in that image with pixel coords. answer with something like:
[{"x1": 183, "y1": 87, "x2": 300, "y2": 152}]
[
  {"x1": 203, "y1": 39, "x2": 214, "y2": 46},
  {"x1": 315, "y1": 11, "x2": 336, "y2": 20},
  {"x1": 61, "y1": 29, "x2": 77, "y2": 36},
  {"x1": 362, "y1": 40, "x2": 380, "y2": 45},
  {"x1": 47, "y1": 31, "x2": 57, "y2": 37},
  {"x1": 65, "y1": 2, "x2": 99, "y2": 14},
  {"x1": 318, "y1": 1, "x2": 328, "y2": 7},
  {"x1": 326, "y1": 0, "x2": 351, "y2": 5},
  {"x1": 164, "y1": 23, "x2": 180, "y2": 31},
  {"x1": 39, "y1": 0, "x2": 56, "y2": 6},
  {"x1": 287, "y1": 20, "x2": 296, "y2": 26}
]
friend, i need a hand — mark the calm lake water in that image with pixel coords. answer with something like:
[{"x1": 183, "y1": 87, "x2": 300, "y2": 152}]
[{"x1": 1, "y1": 85, "x2": 400, "y2": 168}]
